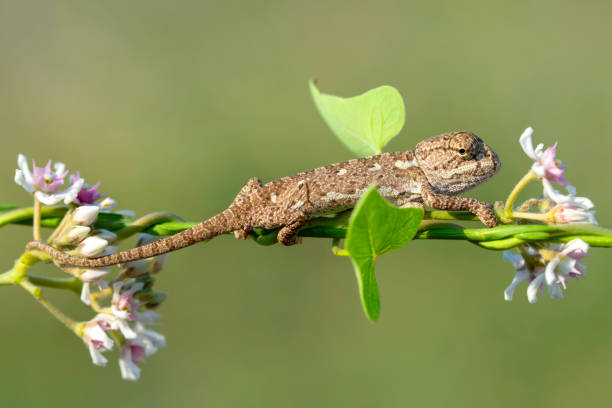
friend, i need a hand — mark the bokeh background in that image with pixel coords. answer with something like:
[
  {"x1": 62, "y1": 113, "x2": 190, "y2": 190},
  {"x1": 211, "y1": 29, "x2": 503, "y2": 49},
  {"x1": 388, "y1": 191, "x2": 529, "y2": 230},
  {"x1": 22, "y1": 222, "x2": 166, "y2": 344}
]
[{"x1": 1, "y1": 1, "x2": 612, "y2": 406}]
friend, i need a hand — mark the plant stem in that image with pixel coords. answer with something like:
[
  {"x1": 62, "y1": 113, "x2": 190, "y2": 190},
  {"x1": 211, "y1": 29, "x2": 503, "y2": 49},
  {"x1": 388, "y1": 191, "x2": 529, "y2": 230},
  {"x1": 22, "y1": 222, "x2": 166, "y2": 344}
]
[
  {"x1": 511, "y1": 211, "x2": 552, "y2": 222},
  {"x1": 0, "y1": 206, "x2": 67, "y2": 228},
  {"x1": 33, "y1": 197, "x2": 41, "y2": 241},
  {"x1": 504, "y1": 170, "x2": 536, "y2": 219},
  {"x1": 331, "y1": 238, "x2": 349, "y2": 256},
  {"x1": 46, "y1": 208, "x2": 73, "y2": 244},
  {"x1": 20, "y1": 279, "x2": 77, "y2": 332},
  {"x1": 27, "y1": 274, "x2": 82, "y2": 294}
]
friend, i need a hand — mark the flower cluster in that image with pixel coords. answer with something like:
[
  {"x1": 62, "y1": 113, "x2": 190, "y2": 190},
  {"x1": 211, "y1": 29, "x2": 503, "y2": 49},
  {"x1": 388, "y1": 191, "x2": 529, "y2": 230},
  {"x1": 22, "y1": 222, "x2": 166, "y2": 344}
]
[
  {"x1": 503, "y1": 239, "x2": 589, "y2": 303},
  {"x1": 82, "y1": 279, "x2": 166, "y2": 381},
  {"x1": 504, "y1": 128, "x2": 595, "y2": 302},
  {"x1": 14, "y1": 154, "x2": 168, "y2": 381}
]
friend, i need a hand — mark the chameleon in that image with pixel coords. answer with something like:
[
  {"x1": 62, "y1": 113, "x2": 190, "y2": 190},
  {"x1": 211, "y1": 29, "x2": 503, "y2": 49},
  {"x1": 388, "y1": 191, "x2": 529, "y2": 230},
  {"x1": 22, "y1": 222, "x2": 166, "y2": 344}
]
[{"x1": 26, "y1": 131, "x2": 501, "y2": 267}]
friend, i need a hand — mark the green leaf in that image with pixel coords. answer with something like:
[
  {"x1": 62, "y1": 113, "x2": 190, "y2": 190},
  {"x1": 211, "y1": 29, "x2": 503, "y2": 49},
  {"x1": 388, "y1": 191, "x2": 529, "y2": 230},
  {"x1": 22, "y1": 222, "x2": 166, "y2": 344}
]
[
  {"x1": 309, "y1": 80, "x2": 405, "y2": 157},
  {"x1": 345, "y1": 185, "x2": 424, "y2": 321}
]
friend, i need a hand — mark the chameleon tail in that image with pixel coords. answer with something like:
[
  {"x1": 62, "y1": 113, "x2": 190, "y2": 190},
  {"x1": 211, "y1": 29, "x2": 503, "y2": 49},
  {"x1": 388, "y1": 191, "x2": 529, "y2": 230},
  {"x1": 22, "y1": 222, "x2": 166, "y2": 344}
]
[{"x1": 25, "y1": 208, "x2": 243, "y2": 268}]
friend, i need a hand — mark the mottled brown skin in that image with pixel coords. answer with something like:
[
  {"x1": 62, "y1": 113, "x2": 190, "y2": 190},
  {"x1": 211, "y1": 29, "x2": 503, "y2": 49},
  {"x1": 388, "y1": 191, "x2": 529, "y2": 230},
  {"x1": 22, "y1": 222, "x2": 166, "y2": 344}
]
[{"x1": 26, "y1": 131, "x2": 501, "y2": 267}]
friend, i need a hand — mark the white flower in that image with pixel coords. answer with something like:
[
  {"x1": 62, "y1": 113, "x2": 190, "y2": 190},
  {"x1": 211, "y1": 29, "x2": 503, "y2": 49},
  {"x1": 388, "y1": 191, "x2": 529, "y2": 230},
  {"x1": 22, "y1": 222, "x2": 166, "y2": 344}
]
[
  {"x1": 79, "y1": 268, "x2": 110, "y2": 305},
  {"x1": 503, "y1": 240, "x2": 589, "y2": 303},
  {"x1": 542, "y1": 179, "x2": 597, "y2": 224},
  {"x1": 14, "y1": 154, "x2": 84, "y2": 205},
  {"x1": 111, "y1": 281, "x2": 144, "y2": 321},
  {"x1": 118, "y1": 322, "x2": 166, "y2": 381},
  {"x1": 502, "y1": 251, "x2": 531, "y2": 301},
  {"x1": 82, "y1": 315, "x2": 115, "y2": 367},
  {"x1": 519, "y1": 127, "x2": 568, "y2": 185},
  {"x1": 544, "y1": 239, "x2": 589, "y2": 288},
  {"x1": 542, "y1": 179, "x2": 594, "y2": 210}
]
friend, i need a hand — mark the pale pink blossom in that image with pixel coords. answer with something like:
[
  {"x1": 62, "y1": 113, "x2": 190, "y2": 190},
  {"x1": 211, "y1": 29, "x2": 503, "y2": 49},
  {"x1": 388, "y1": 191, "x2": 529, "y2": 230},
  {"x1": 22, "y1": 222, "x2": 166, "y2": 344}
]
[
  {"x1": 502, "y1": 240, "x2": 589, "y2": 303},
  {"x1": 70, "y1": 172, "x2": 106, "y2": 205},
  {"x1": 118, "y1": 322, "x2": 166, "y2": 381},
  {"x1": 14, "y1": 154, "x2": 84, "y2": 205},
  {"x1": 82, "y1": 315, "x2": 115, "y2": 366},
  {"x1": 519, "y1": 127, "x2": 568, "y2": 185},
  {"x1": 542, "y1": 179, "x2": 597, "y2": 224}
]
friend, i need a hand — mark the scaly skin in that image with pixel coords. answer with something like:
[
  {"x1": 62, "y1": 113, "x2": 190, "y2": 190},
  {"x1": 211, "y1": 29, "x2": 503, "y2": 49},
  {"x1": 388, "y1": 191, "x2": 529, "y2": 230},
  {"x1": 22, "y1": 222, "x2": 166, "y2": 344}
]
[{"x1": 26, "y1": 131, "x2": 501, "y2": 266}]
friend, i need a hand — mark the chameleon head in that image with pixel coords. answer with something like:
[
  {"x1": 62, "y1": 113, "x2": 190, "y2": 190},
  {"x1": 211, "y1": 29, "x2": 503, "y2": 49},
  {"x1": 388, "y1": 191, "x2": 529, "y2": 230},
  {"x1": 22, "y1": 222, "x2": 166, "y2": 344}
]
[{"x1": 414, "y1": 131, "x2": 501, "y2": 194}]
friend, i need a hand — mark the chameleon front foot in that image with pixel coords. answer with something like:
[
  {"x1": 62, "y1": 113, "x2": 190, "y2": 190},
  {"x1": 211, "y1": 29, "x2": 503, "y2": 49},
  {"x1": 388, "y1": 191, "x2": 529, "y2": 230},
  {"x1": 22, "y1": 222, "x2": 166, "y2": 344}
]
[{"x1": 473, "y1": 203, "x2": 498, "y2": 228}]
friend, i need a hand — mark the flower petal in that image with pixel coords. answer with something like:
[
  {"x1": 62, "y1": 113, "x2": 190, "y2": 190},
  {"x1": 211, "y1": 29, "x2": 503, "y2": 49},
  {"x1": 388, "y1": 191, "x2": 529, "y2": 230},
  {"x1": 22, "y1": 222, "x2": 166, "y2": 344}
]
[
  {"x1": 519, "y1": 127, "x2": 537, "y2": 160},
  {"x1": 81, "y1": 282, "x2": 92, "y2": 305},
  {"x1": 119, "y1": 346, "x2": 141, "y2": 381},
  {"x1": 14, "y1": 169, "x2": 35, "y2": 193},
  {"x1": 17, "y1": 154, "x2": 33, "y2": 183},
  {"x1": 559, "y1": 238, "x2": 589, "y2": 257},
  {"x1": 88, "y1": 343, "x2": 109, "y2": 367},
  {"x1": 544, "y1": 258, "x2": 560, "y2": 285},
  {"x1": 504, "y1": 271, "x2": 530, "y2": 301},
  {"x1": 527, "y1": 274, "x2": 545, "y2": 304}
]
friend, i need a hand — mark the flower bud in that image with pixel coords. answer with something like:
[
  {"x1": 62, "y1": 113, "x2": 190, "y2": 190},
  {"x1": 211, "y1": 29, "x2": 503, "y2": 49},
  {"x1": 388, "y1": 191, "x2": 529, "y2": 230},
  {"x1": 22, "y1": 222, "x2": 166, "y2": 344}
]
[
  {"x1": 123, "y1": 259, "x2": 155, "y2": 278},
  {"x1": 554, "y1": 205, "x2": 598, "y2": 224},
  {"x1": 98, "y1": 197, "x2": 116, "y2": 212},
  {"x1": 80, "y1": 267, "x2": 111, "y2": 282},
  {"x1": 54, "y1": 225, "x2": 91, "y2": 245},
  {"x1": 91, "y1": 229, "x2": 117, "y2": 243},
  {"x1": 78, "y1": 236, "x2": 108, "y2": 257},
  {"x1": 72, "y1": 205, "x2": 100, "y2": 226},
  {"x1": 135, "y1": 274, "x2": 156, "y2": 291},
  {"x1": 152, "y1": 253, "x2": 169, "y2": 274},
  {"x1": 144, "y1": 292, "x2": 168, "y2": 309}
]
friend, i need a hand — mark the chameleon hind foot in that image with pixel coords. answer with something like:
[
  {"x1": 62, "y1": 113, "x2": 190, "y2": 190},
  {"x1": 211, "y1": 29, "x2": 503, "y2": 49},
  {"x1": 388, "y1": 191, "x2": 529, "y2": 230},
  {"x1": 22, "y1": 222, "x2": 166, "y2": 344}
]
[{"x1": 234, "y1": 229, "x2": 250, "y2": 240}]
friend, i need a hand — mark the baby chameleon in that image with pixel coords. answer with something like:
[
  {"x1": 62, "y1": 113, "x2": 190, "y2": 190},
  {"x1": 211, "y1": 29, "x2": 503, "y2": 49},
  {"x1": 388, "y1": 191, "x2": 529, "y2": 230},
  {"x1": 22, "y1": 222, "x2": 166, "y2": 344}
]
[{"x1": 27, "y1": 131, "x2": 501, "y2": 267}]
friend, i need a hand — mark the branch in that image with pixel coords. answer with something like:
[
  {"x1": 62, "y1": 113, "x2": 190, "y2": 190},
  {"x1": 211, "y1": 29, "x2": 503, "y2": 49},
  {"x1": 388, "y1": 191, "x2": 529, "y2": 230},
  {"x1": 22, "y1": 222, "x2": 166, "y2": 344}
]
[{"x1": 1, "y1": 204, "x2": 610, "y2": 249}]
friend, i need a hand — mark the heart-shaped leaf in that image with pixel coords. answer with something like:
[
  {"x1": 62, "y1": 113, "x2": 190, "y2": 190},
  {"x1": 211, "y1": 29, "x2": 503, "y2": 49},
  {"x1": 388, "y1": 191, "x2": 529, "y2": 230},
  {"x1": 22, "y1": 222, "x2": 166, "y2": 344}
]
[
  {"x1": 345, "y1": 185, "x2": 424, "y2": 321},
  {"x1": 310, "y1": 80, "x2": 405, "y2": 157}
]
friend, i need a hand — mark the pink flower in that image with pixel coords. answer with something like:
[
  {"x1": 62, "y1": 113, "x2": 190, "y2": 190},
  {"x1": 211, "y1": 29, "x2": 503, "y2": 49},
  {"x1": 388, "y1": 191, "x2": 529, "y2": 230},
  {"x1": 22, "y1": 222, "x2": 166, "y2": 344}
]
[
  {"x1": 71, "y1": 172, "x2": 106, "y2": 205},
  {"x1": 32, "y1": 160, "x2": 68, "y2": 193},
  {"x1": 542, "y1": 179, "x2": 597, "y2": 224},
  {"x1": 111, "y1": 281, "x2": 145, "y2": 322},
  {"x1": 118, "y1": 322, "x2": 166, "y2": 381},
  {"x1": 502, "y1": 240, "x2": 589, "y2": 303},
  {"x1": 519, "y1": 127, "x2": 568, "y2": 185},
  {"x1": 82, "y1": 315, "x2": 116, "y2": 366},
  {"x1": 14, "y1": 154, "x2": 84, "y2": 205},
  {"x1": 544, "y1": 239, "x2": 589, "y2": 289}
]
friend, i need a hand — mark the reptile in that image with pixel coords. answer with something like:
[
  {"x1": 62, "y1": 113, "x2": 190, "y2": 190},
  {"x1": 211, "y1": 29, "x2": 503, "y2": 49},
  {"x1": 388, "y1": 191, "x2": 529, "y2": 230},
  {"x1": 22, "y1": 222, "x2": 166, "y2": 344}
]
[{"x1": 26, "y1": 131, "x2": 501, "y2": 267}]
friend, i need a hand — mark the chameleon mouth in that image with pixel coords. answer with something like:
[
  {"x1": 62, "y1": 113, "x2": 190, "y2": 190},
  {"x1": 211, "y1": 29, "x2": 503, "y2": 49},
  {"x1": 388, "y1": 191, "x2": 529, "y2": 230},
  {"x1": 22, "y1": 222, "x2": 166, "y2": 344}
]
[{"x1": 484, "y1": 144, "x2": 501, "y2": 175}]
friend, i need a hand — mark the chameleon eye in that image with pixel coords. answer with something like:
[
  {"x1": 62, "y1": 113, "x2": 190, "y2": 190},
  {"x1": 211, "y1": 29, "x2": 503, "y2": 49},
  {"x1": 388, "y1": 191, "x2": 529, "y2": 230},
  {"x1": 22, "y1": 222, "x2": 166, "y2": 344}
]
[{"x1": 458, "y1": 148, "x2": 466, "y2": 155}]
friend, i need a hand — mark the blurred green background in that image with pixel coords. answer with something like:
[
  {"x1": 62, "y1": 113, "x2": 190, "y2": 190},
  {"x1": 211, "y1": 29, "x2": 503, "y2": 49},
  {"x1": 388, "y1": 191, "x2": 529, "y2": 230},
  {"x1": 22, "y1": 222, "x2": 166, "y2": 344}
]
[{"x1": 1, "y1": 0, "x2": 612, "y2": 406}]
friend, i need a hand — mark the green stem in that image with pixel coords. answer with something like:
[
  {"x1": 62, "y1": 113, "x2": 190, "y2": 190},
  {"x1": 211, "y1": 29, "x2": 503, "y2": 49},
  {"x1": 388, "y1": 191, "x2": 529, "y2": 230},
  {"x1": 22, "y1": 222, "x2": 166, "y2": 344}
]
[
  {"x1": 331, "y1": 238, "x2": 349, "y2": 256},
  {"x1": 33, "y1": 197, "x2": 41, "y2": 241},
  {"x1": 0, "y1": 206, "x2": 68, "y2": 228},
  {"x1": 504, "y1": 169, "x2": 536, "y2": 219},
  {"x1": 0, "y1": 253, "x2": 41, "y2": 285},
  {"x1": 20, "y1": 279, "x2": 77, "y2": 332},
  {"x1": 46, "y1": 207, "x2": 73, "y2": 244},
  {"x1": 114, "y1": 212, "x2": 184, "y2": 240},
  {"x1": 27, "y1": 274, "x2": 82, "y2": 294}
]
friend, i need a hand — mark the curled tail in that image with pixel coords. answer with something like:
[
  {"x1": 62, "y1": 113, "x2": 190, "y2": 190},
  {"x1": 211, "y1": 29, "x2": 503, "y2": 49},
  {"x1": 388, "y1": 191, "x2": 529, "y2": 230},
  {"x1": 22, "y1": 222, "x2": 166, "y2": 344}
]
[{"x1": 26, "y1": 208, "x2": 244, "y2": 268}]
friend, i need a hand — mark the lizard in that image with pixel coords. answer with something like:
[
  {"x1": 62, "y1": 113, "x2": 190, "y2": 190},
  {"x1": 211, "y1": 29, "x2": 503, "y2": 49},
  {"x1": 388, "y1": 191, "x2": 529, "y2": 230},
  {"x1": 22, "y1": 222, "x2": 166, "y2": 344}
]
[{"x1": 26, "y1": 131, "x2": 501, "y2": 267}]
